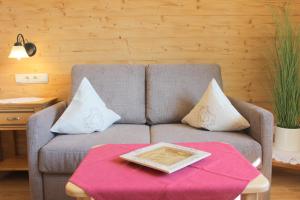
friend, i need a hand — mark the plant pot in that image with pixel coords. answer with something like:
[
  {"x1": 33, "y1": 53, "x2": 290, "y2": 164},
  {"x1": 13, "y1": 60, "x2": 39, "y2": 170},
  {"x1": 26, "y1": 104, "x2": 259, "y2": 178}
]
[{"x1": 274, "y1": 126, "x2": 300, "y2": 151}]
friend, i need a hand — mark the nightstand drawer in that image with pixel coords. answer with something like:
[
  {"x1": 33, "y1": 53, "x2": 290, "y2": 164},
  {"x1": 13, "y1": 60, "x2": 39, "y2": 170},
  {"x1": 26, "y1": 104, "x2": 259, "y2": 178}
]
[{"x1": 0, "y1": 112, "x2": 33, "y2": 125}]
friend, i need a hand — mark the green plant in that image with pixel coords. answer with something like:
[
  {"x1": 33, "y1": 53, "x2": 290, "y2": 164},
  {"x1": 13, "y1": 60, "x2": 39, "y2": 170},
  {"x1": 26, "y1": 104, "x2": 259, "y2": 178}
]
[{"x1": 272, "y1": 7, "x2": 300, "y2": 128}]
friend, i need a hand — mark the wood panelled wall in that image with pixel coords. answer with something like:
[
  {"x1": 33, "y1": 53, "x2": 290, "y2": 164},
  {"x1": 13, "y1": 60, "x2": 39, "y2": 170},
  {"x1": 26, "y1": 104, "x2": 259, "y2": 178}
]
[{"x1": 0, "y1": 0, "x2": 299, "y2": 110}]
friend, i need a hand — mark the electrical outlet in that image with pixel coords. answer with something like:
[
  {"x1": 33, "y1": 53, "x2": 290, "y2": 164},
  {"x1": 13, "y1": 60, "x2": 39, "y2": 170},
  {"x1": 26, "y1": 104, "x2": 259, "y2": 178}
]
[{"x1": 15, "y1": 73, "x2": 48, "y2": 84}]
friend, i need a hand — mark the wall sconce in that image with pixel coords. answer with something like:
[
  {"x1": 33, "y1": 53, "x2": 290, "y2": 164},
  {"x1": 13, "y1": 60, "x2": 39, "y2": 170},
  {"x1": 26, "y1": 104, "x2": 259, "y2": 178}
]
[{"x1": 8, "y1": 33, "x2": 37, "y2": 60}]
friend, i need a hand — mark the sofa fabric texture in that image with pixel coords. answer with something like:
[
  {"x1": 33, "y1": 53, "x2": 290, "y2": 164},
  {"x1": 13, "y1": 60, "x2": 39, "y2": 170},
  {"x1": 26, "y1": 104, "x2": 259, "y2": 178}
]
[
  {"x1": 146, "y1": 64, "x2": 222, "y2": 124},
  {"x1": 150, "y1": 124, "x2": 261, "y2": 165},
  {"x1": 27, "y1": 64, "x2": 273, "y2": 200},
  {"x1": 229, "y1": 97, "x2": 274, "y2": 181},
  {"x1": 72, "y1": 64, "x2": 146, "y2": 124},
  {"x1": 39, "y1": 124, "x2": 150, "y2": 173},
  {"x1": 43, "y1": 174, "x2": 73, "y2": 200},
  {"x1": 27, "y1": 102, "x2": 67, "y2": 200}
]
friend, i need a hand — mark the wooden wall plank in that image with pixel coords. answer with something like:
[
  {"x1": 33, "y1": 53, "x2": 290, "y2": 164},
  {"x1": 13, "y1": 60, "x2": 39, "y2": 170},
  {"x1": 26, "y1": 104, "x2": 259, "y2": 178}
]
[
  {"x1": 1, "y1": 0, "x2": 299, "y2": 17},
  {"x1": 0, "y1": 0, "x2": 298, "y2": 111}
]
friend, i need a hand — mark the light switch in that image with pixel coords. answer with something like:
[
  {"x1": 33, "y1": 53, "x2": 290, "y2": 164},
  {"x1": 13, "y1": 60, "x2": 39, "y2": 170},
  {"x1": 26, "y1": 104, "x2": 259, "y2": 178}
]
[{"x1": 15, "y1": 73, "x2": 48, "y2": 84}]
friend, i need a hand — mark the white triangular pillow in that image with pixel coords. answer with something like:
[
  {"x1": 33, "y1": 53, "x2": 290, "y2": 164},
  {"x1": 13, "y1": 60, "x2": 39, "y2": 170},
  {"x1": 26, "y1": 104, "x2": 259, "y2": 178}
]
[
  {"x1": 51, "y1": 77, "x2": 121, "y2": 134},
  {"x1": 182, "y1": 79, "x2": 250, "y2": 131}
]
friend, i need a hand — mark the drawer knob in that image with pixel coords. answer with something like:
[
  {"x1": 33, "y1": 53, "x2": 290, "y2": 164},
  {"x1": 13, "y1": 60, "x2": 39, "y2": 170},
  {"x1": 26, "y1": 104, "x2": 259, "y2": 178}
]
[{"x1": 6, "y1": 117, "x2": 21, "y2": 121}]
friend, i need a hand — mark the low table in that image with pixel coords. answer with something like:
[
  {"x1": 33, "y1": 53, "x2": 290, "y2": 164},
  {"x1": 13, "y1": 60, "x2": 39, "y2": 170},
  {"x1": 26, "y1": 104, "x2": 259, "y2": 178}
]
[
  {"x1": 66, "y1": 174, "x2": 269, "y2": 200},
  {"x1": 65, "y1": 144, "x2": 269, "y2": 200}
]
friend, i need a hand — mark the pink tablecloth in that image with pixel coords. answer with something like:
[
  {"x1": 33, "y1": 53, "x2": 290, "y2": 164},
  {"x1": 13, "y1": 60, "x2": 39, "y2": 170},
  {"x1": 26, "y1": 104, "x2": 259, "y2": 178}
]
[{"x1": 70, "y1": 142, "x2": 260, "y2": 200}]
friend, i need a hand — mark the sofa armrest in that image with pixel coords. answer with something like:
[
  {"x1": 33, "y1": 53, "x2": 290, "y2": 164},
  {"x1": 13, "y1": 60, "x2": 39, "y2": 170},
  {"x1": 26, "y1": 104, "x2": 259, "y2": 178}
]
[
  {"x1": 229, "y1": 97, "x2": 274, "y2": 181},
  {"x1": 27, "y1": 101, "x2": 66, "y2": 200}
]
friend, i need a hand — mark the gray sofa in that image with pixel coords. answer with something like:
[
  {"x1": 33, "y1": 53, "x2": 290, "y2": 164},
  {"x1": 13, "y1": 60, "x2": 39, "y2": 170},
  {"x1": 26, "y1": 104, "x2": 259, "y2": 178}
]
[{"x1": 27, "y1": 64, "x2": 273, "y2": 200}]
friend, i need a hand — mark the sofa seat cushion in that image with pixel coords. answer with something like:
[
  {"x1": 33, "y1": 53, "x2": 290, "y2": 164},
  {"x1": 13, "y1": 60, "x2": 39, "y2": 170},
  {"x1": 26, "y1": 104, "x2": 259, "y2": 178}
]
[
  {"x1": 150, "y1": 124, "x2": 261, "y2": 164},
  {"x1": 39, "y1": 124, "x2": 150, "y2": 173}
]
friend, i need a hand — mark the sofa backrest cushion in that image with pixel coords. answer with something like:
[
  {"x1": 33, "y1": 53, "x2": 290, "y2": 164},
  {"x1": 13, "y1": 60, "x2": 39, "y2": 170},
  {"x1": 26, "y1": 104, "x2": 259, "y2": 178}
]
[
  {"x1": 72, "y1": 64, "x2": 146, "y2": 124},
  {"x1": 146, "y1": 64, "x2": 222, "y2": 124}
]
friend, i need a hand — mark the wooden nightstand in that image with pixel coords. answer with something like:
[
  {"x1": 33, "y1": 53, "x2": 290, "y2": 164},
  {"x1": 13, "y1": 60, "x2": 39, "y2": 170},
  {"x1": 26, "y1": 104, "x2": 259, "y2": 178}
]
[{"x1": 0, "y1": 97, "x2": 57, "y2": 171}]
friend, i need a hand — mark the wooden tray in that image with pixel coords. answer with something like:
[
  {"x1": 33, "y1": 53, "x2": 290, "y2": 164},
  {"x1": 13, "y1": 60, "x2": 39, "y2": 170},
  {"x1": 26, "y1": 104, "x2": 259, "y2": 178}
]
[{"x1": 120, "y1": 143, "x2": 211, "y2": 173}]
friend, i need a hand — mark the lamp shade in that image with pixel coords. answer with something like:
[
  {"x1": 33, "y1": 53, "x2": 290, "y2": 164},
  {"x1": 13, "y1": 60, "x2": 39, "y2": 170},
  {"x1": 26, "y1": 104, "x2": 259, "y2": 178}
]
[{"x1": 8, "y1": 45, "x2": 29, "y2": 60}]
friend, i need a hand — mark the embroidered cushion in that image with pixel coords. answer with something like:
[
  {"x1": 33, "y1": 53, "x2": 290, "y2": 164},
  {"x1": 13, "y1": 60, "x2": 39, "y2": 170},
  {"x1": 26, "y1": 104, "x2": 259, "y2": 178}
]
[
  {"x1": 51, "y1": 77, "x2": 121, "y2": 134},
  {"x1": 182, "y1": 79, "x2": 250, "y2": 131}
]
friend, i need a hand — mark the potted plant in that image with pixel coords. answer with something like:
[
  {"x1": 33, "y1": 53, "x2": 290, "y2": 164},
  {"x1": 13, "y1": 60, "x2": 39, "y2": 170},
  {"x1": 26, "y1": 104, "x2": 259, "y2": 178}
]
[{"x1": 272, "y1": 7, "x2": 300, "y2": 152}]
